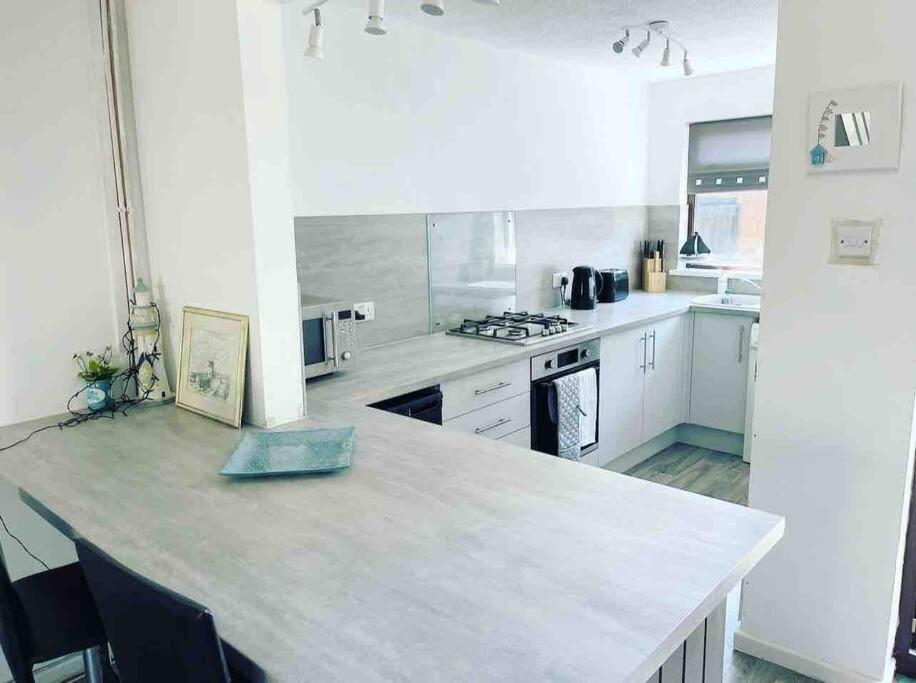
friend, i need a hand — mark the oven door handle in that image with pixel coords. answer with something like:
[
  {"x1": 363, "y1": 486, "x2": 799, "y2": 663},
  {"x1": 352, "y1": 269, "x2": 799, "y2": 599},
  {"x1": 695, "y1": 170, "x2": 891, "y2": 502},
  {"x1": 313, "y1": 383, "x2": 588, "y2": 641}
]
[{"x1": 324, "y1": 313, "x2": 339, "y2": 369}]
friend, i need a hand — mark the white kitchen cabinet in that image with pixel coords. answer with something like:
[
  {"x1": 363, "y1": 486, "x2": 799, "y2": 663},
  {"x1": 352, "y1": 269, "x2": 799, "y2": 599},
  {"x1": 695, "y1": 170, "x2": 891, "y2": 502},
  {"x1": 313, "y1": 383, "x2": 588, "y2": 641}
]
[
  {"x1": 598, "y1": 325, "x2": 649, "y2": 465},
  {"x1": 445, "y1": 392, "x2": 530, "y2": 441},
  {"x1": 689, "y1": 312, "x2": 753, "y2": 434},
  {"x1": 441, "y1": 359, "x2": 528, "y2": 421},
  {"x1": 643, "y1": 314, "x2": 689, "y2": 441},
  {"x1": 598, "y1": 314, "x2": 690, "y2": 467}
]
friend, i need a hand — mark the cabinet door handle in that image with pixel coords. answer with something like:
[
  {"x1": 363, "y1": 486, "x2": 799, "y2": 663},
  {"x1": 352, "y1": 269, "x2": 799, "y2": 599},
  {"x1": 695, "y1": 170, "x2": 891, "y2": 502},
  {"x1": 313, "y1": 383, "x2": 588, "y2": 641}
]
[
  {"x1": 475, "y1": 417, "x2": 512, "y2": 434},
  {"x1": 649, "y1": 331, "x2": 657, "y2": 371},
  {"x1": 474, "y1": 381, "x2": 511, "y2": 396},
  {"x1": 640, "y1": 334, "x2": 648, "y2": 373},
  {"x1": 738, "y1": 325, "x2": 746, "y2": 364}
]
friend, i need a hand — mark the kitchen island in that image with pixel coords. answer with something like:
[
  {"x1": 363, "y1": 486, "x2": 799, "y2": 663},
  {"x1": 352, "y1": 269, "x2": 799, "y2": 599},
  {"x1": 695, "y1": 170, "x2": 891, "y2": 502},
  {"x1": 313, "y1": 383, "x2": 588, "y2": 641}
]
[{"x1": 0, "y1": 397, "x2": 782, "y2": 682}]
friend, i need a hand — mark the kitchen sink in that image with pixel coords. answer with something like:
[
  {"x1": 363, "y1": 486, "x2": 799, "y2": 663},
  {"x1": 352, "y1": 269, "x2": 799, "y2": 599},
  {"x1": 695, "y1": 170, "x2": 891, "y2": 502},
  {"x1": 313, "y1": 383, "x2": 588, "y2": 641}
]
[{"x1": 691, "y1": 293, "x2": 761, "y2": 311}]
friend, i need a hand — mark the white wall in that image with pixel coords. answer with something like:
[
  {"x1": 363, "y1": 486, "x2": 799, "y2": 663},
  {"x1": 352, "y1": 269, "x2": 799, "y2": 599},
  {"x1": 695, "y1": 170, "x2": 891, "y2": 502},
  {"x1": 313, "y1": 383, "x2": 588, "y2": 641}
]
[
  {"x1": 124, "y1": 0, "x2": 303, "y2": 427},
  {"x1": 237, "y1": 0, "x2": 305, "y2": 425},
  {"x1": 646, "y1": 66, "x2": 775, "y2": 206},
  {"x1": 737, "y1": 2, "x2": 916, "y2": 681},
  {"x1": 0, "y1": 0, "x2": 123, "y2": 426},
  {"x1": 283, "y1": 4, "x2": 649, "y2": 216},
  {"x1": 0, "y1": 2, "x2": 123, "y2": 679}
]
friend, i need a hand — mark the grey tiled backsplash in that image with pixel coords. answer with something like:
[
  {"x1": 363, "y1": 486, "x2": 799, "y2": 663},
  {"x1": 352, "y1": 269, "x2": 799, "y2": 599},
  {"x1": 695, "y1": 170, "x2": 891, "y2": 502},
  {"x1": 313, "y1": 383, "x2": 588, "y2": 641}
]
[
  {"x1": 516, "y1": 206, "x2": 649, "y2": 311},
  {"x1": 295, "y1": 205, "x2": 684, "y2": 349},
  {"x1": 294, "y1": 214, "x2": 429, "y2": 349}
]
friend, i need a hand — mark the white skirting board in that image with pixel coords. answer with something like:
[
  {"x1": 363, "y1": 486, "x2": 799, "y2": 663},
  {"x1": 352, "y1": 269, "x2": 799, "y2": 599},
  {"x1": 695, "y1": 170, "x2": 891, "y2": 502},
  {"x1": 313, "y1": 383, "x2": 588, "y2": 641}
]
[
  {"x1": 733, "y1": 629, "x2": 883, "y2": 683},
  {"x1": 601, "y1": 427, "x2": 679, "y2": 472},
  {"x1": 677, "y1": 424, "x2": 744, "y2": 457},
  {"x1": 602, "y1": 424, "x2": 744, "y2": 473}
]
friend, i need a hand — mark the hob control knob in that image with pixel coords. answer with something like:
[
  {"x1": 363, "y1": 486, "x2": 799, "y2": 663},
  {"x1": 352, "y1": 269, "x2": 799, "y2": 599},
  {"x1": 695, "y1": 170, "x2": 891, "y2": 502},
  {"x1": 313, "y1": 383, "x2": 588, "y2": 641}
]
[
  {"x1": 341, "y1": 351, "x2": 352, "y2": 361},
  {"x1": 582, "y1": 349, "x2": 591, "y2": 359},
  {"x1": 544, "y1": 359, "x2": 554, "y2": 369}
]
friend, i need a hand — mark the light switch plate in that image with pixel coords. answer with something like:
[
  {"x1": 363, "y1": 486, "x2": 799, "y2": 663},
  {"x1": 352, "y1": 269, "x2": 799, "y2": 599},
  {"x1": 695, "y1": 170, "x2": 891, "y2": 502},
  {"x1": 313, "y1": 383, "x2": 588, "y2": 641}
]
[
  {"x1": 830, "y1": 218, "x2": 880, "y2": 265},
  {"x1": 354, "y1": 301, "x2": 375, "y2": 322}
]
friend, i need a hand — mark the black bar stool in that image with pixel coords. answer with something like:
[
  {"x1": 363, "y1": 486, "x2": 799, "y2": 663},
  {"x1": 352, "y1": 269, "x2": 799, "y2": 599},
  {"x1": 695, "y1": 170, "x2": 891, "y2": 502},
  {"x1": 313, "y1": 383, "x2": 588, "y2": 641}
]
[
  {"x1": 0, "y1": 544, "x2": 110, "y2": 683},
  {"x1": 75, "y1": 538, "x2": 258, "y2": 682}
]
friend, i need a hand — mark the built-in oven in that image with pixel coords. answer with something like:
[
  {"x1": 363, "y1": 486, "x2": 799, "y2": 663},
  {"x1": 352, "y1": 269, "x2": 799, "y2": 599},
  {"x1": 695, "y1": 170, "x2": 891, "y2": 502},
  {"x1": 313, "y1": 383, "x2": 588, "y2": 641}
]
[
  {"x1": 301, "y1": 295, "x2": 357, "y2": 380},
  {"x1": 530, "y1": 338, "x2": 601, "y2": 463}
]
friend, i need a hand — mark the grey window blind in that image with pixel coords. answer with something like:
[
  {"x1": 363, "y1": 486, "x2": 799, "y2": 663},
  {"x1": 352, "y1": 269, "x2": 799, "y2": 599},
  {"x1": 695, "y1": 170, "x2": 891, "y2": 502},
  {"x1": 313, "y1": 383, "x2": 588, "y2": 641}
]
[{"x1": 688, "y1": 116, "x2": 772, "y2": 193}]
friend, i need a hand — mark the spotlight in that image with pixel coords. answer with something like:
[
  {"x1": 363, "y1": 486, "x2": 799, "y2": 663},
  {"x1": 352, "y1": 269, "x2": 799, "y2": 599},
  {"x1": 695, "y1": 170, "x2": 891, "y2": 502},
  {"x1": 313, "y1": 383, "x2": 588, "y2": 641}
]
[
  {"x1": 365, "y1": 0, "x2": 386, "y2": 35},
  {"x1": 660, "y1": 39, "x2": 671, "y2": 66},
  {"x1": 632, "y1": 31, "x2": 650, "y2": 58},
  {"x1": 612, "y1": 29, "x2": 630, "y2": 54},
  {"x1": 683, "y1": 50, "x2": 694, "y2": 76},
  {"x1": 305, "y1": 8, "x2": 324, "y2": 60},
  {"x1": 420, "y1": 0, "x2": 444, "y2": 16}
]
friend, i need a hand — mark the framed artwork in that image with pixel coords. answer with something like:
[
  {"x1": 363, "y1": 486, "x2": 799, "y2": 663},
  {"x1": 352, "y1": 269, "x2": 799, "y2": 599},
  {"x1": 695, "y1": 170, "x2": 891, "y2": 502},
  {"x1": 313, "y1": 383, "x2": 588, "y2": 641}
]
[
  {"x1": 176, "y1": 307, "x2": 249, "y2": 428},
  {"x1": 808, "y1": 82, "x2": 903, "y2": 173}
]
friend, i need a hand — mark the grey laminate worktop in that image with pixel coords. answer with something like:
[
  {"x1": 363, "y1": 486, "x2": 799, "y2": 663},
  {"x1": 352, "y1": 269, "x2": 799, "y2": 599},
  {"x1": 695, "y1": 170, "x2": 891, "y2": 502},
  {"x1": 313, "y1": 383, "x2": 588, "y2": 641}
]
[
  {"x1": 308, "y1": 291, "x2": 702, "y2": 406},
  {"x1": 0, "y1": 401, "x2": 782, "y2": 682}
]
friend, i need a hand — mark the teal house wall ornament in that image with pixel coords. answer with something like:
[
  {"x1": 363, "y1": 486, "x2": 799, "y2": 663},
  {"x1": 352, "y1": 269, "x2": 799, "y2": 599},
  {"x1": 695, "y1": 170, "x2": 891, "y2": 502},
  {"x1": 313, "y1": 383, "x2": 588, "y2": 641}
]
[
  {"x1": 810, "y1": 143, "x2": 827, "y2": 166},
  {"x1": 810, "y1": 99, "x2": 838, "y2": 166}
]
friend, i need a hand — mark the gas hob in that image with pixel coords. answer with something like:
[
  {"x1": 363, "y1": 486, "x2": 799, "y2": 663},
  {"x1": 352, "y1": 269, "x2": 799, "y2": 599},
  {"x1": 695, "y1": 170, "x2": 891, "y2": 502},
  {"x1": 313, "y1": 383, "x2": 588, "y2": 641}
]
[{"x1": 446, "y1": 312, "x2": 592, "y2": 346}]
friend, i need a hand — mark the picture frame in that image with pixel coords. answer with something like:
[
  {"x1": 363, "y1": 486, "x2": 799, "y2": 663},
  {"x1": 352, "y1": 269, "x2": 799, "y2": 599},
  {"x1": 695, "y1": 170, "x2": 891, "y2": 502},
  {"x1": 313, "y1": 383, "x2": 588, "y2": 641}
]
[
  {"x1": 807, "y1": 82, "x2": 903, "y2": 173},
  {"x1": 176, "y1": 307, "x2": 249, "y2": 428}
]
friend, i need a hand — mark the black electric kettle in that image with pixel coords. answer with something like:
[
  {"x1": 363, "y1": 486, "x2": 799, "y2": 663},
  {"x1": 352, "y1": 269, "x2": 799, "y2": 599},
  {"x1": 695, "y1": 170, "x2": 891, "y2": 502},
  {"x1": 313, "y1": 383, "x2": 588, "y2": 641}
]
[{"x1": 570, "y1": 266, "x2": 604, "y2": 310}]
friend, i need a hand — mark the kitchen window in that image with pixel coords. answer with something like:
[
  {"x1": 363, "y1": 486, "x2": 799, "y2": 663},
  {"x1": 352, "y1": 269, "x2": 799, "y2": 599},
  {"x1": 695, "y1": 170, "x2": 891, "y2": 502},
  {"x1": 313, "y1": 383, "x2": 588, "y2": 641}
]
[{"x1": 685, "y1": 116, "x2": 772, "y2": 272}]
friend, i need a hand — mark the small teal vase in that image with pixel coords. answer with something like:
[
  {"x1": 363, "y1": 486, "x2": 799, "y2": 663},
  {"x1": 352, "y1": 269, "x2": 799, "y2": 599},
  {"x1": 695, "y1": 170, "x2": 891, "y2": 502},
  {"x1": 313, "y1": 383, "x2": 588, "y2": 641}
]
[{"x1": 85, "y1": 379, "x2": 113, "y2": 412}]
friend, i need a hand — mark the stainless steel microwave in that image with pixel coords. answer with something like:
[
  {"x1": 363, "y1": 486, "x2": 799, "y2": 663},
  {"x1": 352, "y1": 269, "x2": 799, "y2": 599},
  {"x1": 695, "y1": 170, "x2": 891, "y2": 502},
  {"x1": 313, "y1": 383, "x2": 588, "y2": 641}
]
[{"x1": 301, "y1": 295, "x2": 357, "y2": 379}]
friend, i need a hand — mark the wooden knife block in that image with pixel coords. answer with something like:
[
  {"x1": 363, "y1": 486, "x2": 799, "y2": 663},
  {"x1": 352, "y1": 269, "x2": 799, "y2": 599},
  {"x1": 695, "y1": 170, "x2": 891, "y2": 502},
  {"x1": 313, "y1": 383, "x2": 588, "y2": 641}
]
[{"x1": 643, "y1": 258, "x2": 667, "y2": 293}]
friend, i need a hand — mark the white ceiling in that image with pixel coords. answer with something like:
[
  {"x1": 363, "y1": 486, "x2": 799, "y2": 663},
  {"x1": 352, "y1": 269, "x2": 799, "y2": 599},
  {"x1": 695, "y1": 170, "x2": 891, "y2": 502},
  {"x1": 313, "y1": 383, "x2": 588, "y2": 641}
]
[{"x1": 333, "y1": 0, "x2": 778, "y2": 78}]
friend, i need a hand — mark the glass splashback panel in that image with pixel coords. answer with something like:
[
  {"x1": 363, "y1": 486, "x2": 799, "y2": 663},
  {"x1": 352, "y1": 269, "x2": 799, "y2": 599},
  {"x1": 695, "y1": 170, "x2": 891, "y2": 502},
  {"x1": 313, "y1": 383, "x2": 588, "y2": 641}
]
[{"x1": 427, "y1": 211, "x2": 517, "y2": 333}]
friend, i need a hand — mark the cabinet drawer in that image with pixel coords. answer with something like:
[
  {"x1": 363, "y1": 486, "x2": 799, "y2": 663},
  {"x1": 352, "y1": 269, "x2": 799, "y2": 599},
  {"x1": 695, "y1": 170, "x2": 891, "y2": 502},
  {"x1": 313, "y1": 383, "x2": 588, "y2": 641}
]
[
  {"x1": 441, "y1": 360, "x2": 529, "y2": 421},
  {"x1": 498, "y1": 426, "x2": 531, "y2": 449},
  {"x1": 445, "y1": 393, "x2": 530, "y2": 441}
]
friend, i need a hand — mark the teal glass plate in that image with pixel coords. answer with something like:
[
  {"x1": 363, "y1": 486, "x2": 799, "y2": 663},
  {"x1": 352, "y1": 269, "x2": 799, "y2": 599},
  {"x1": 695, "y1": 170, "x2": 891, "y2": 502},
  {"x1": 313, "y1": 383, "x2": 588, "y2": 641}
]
[{"x1": 220, "y1": 427, "x2": 355, "y2": 478}]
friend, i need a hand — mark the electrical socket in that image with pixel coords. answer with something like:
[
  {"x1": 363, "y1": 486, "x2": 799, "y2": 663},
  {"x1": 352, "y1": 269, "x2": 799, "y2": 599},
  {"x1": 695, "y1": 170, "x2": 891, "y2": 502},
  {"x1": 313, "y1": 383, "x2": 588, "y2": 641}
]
[
  {"x1": 354, "y1": 301, "x2": 375, "y2": 322},
  {"x1": 552, "y1": 272, "x2": 569, "y2": 289}
]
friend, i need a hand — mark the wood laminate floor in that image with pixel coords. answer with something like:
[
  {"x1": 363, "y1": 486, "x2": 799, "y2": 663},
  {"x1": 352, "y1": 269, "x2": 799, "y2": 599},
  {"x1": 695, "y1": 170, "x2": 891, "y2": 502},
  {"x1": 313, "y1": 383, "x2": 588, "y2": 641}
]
[{"x1": 623, "y1": 441, "x2": 750, "y2": 506}]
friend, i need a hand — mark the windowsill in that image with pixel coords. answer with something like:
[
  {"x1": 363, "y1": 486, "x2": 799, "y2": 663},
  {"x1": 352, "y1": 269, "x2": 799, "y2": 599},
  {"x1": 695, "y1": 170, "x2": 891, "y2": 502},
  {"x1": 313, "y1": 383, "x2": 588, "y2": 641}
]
[{"x1": 669, "y1": 267, "x2": 763, "y2": 281}]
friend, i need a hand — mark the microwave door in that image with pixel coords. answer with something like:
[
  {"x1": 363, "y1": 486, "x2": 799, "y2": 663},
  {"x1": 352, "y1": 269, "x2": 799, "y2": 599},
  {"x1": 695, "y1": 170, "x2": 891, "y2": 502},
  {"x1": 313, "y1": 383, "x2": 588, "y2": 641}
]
[{"x1": 302, "y1": 310, "x2": 337, "y2": 379}]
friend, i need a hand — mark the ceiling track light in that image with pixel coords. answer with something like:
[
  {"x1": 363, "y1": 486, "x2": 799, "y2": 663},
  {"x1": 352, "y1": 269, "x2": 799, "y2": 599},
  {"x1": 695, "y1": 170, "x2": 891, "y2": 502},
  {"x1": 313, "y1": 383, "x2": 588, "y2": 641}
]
[
  {"x1": 305, "y1": 8, "x2": 324, "y2": 61},
  {"x1": 631, "y1": 30, "x2": 650, "y2": 57},
  {"x1": 612, "y1": 29, "x2": 630, "y2": 54},
  {"x1": 420, "y1": 0, "x2": 445, "y2": 16},
  {"x1": 613, "y1": 19, "x2": 695, "y2": 77},
  {"x1": 365, "y1": 0, "x2": 386, "y2": 35},
  {"x1": 660, "y1": 39, "x2": 671, "y2": 67},
  {"x1": 301, "y1": 0, "x2": 498, "y2": 63}
]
